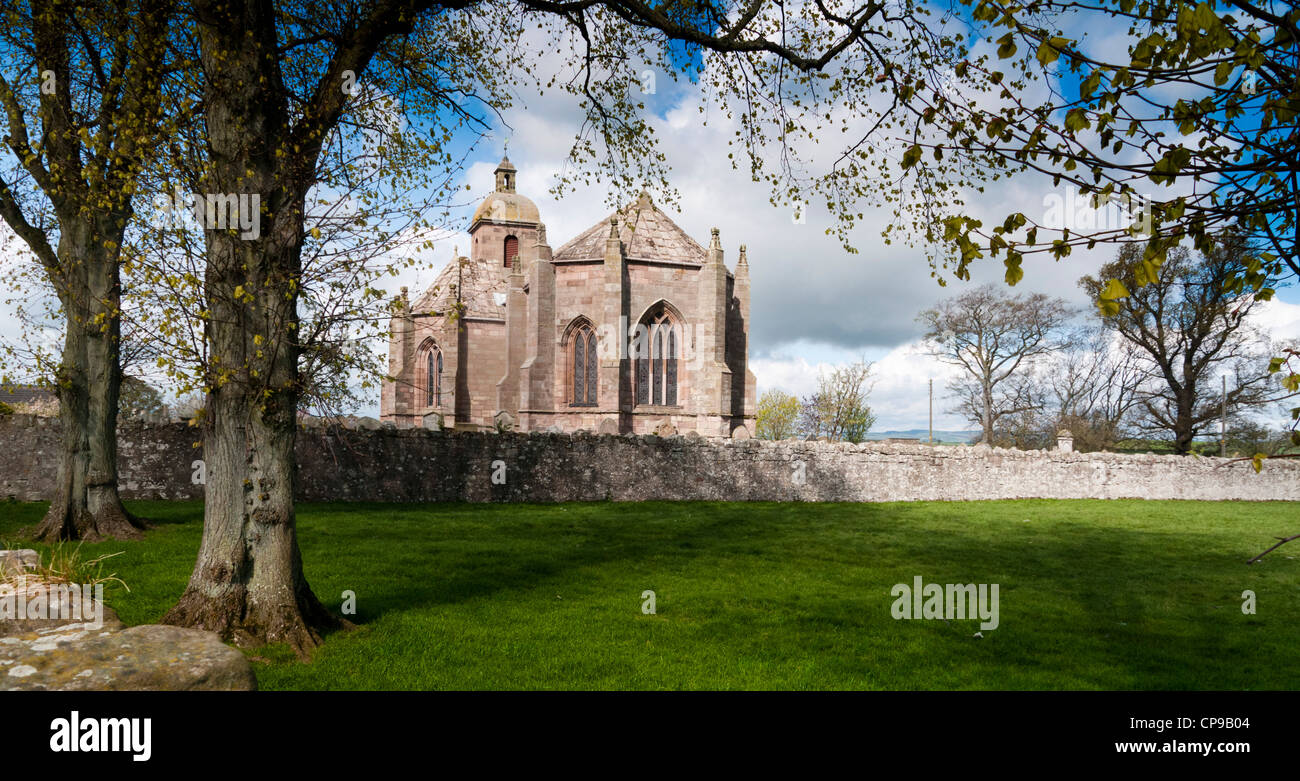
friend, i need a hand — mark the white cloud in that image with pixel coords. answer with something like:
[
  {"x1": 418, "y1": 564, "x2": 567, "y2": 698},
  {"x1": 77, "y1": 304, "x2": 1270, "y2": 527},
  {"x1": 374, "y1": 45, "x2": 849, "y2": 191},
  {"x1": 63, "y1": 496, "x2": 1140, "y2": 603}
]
[
  {"x1": 753, "y1": 340, "x2": 968, "y2": 431},
  {"x1": 3, "y1": 16, "x2": 1295, "y2": 430},
  {"x1": 1251, "y1": 298, "x2": 1300, "y2": 343}
]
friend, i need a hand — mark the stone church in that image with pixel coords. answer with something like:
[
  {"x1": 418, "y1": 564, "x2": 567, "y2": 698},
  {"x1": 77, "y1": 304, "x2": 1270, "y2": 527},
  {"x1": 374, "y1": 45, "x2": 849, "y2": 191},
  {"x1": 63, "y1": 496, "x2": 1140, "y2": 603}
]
[{"x1": 380, "y1": 156, "x2": 756, "y2": 437}]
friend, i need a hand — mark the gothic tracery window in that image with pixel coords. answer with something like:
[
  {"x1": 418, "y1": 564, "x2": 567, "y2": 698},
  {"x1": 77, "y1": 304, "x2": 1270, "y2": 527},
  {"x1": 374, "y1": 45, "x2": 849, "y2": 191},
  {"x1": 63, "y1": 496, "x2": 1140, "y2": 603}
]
[
  {"x1": 422, "y1": 344, "x2": 443, "y2": 407},
  {"x1": 637, "y1": 308, "x2": 679, "y2": 406},
  {"x1": 571, "y1": 323, "x2": 598, "y2": 406}
]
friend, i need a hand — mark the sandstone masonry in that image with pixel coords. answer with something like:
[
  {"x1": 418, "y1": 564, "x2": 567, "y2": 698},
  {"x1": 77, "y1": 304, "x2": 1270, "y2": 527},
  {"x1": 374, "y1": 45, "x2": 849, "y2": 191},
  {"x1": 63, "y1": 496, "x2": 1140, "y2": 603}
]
[{"x1": 380, "y1": 156, "x2": 757, "y2": 437}]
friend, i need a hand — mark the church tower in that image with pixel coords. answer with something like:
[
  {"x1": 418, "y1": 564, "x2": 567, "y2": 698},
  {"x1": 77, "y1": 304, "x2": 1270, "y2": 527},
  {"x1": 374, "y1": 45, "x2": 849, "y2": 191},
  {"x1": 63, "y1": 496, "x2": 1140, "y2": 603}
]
[{"x1": 470, "y1": 155, "x2": 541, "y2": 272}]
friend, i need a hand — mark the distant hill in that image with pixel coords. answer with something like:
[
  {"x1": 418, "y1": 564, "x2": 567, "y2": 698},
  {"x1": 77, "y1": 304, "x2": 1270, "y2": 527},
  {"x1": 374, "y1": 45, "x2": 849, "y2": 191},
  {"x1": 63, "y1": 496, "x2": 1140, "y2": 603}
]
[{"x1": 865, "y1": 429, "x2": 978, "y2": 444}]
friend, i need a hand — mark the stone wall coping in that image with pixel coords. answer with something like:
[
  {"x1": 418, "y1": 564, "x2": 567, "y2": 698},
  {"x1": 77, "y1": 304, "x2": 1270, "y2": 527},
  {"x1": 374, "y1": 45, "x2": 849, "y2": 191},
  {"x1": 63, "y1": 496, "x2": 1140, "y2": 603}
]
[
  {"x1": 274, "y1": 422, "x2": 1291, "y2": 468},
  {"x1": 4, "y1": 412, "x2": 1284, "y2": 469}
]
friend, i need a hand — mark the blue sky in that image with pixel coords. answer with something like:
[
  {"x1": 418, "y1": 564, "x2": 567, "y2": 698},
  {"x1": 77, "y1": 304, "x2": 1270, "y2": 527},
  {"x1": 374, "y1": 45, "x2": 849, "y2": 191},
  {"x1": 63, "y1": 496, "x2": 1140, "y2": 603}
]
[
  {"x1": 359, "y1": 6, "x2": 1300, "y2": 431},
  {"x1": 2, "y1": 5, "x2": 1295, "y2": 432}
]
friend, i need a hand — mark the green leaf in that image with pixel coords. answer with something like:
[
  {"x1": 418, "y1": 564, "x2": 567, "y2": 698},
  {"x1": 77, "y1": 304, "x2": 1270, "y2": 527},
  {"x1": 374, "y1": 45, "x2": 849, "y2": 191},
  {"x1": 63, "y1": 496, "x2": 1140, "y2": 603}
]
[
  {"x1": 1004, "y1": 256, "x2": 1024, "y2": 285},
  {"x1": 1064, "y1": 108, "x2": 1090, "y2": 132},
  {"x1": 1100, "y1": 278, "x2": 1130, "y2": 300},
  {"x1": 1079, "y1": 70, "x2": 1102, "y2": 99},
  {"x1": 1134, "y1": 258, "x2": 1161, "y2": 286},
  {"x1": 1097, "y1": 299, "x2": 1121, "y2": 317},
  {"x1": 1036, "y1": 37, "x2": 1065, "y2": 66},
  {"x1": 1195, "y1": 2, "x2": 1220, "y2": 30},
  {"x1": 1213, "y1": 61, "x2": 1233, "y2": 86},
  {"x1": 1149, "y1": 148, "x2": 1192, "y2": 184},
  {"x1": 996, "y1": 33, "x2": 1017, "y2": 59}
]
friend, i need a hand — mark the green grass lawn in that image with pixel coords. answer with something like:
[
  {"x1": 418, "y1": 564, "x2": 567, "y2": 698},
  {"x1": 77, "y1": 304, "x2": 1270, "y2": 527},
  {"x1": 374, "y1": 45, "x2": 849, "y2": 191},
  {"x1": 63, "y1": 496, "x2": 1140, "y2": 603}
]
[{"x1": 2, "y1": 499, "x2": 1297, "y2": 690}]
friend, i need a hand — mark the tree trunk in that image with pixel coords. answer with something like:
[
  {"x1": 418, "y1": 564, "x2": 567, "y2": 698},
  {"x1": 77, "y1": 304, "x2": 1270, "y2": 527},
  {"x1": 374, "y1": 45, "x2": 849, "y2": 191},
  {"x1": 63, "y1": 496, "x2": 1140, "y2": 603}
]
[
  {"x1": 32, "y1": 227, "x2": 144, "y2": 542},
  {"x1": 161, "y1": 370, "x2": 338, "y2": 655},
  {"x1": 982, "y1": 382, "x2": 995, "y2": 445},
  {"x1": 1173, "y1": 417, "x2": 1196, "y2": 454},
  {"x1": 162, "y1": 235, "x2": 341, "y2": 656},
  {"x1": 162, "y1": 0, "x2": 341, "y2": 656},
  {"x1": 1172, "y1": 388, "x2": 1196, "y2": 455}
]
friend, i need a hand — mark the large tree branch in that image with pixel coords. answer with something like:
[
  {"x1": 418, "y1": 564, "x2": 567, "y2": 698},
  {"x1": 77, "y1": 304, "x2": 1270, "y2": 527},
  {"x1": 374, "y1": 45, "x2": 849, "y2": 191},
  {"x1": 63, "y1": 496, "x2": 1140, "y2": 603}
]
[
  {"x1": 0, "y1": 174, "x2": 58, "y2": 270},
  {"x1": 0, "y1": 72, "x2": 58, "y2": 202}
]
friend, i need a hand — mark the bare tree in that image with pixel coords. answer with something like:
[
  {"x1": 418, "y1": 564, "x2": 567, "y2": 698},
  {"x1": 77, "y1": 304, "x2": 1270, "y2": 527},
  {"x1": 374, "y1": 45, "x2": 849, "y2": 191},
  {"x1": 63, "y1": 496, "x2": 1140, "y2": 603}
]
[
  {"x1": 981, "y1": 371, "x2": 1050, "y2": 449},
  {"x1": 1080, "y1": 235, "x2": 1289, "y2": 454},
  {"x1": 1042, "y1": 327, "x2": 1145, "y2": 451},
  {"x1": 919, "y1": 285, "x2": 1072, "y2": 445}
]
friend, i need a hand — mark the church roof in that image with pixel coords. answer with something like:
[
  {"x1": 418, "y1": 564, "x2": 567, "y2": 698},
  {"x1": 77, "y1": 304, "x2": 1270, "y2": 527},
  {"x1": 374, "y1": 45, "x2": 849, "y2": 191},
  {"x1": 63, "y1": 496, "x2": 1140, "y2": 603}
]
[
  {"x1": 471, "y1": 190, "x2": 540, "y2": 226},
  {"x1": 552, "y1": 193, "x2": 708, "y2": 264},
  {"x1": 410, "y1": 254, "x2": 507, "y2": 321}
]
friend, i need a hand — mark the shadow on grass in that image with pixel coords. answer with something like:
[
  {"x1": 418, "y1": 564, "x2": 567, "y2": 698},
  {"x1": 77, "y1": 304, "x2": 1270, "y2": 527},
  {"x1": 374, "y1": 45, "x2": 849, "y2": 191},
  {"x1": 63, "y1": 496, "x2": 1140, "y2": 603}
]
[
  {"x1": 3, "y1": 497, "x2": 1291, "y2": 688},
  {"x1": 288, "y1": 500, "x2": 1290, "y2": 688},
  {"x1": 298, "y1": 501, "x2": 1251, "y2": 614},
  {"x1": 299, "y1": 501, "x2": 757, "y2": 620}
]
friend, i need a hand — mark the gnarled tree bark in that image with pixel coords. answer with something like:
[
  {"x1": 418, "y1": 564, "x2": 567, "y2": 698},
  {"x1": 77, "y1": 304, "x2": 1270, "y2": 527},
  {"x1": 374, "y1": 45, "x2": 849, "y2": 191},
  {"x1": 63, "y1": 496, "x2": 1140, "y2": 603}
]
[
  {"x1": 33, "y1": 228, "x2": 145, "y2": 542},
  {"x1": 159, "y1": 0, "x2": 413, "y2": 655}
]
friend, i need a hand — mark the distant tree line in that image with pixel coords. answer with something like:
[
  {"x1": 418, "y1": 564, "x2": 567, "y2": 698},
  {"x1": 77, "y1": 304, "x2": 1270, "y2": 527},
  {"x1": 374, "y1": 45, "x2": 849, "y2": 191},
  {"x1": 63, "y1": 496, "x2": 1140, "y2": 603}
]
[
  {"x1": 919, "y1": 234, "x2": 1297, "y2": 455},
  {"x1": 756, "y1": 234, "x2": 1297, "y2": 456}
]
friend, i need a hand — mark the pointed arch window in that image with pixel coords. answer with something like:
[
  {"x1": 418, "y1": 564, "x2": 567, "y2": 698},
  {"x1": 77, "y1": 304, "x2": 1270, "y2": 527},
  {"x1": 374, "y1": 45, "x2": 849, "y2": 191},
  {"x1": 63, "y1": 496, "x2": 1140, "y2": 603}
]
[
  {"x1": 571, "y1": 324, "x2": 598, "y2": 406},
  {"x1": 422, "y1": 344, "x2": 443, "y2": 407},
  {"x1": 637, "y1": 308, "x2": 680, "y2": 406}
]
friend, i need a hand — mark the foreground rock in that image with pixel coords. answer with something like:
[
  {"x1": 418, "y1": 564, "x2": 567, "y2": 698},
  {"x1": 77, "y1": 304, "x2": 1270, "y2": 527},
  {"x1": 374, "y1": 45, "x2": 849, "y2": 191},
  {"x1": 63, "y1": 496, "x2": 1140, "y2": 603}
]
[
  {"x1": 0, "y1": 624, "x2": 257, "y2": 691},
  {"x1": 0, "y1": 583, "x2": 124, "y2": 637},
  {"x1": 0, "y1": 549, "x2": 38, "y2": 577}
]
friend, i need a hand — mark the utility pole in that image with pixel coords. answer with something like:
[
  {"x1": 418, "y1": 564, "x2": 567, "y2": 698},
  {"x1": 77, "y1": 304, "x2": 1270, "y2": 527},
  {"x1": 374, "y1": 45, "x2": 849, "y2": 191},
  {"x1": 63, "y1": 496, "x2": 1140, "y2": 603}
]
[
  {"x1": 1221, "y1": 375, "x2": 1227, "y2": 457},
  {"x1": 929, "y1": 378, "x2": 933, "y2": 444}
]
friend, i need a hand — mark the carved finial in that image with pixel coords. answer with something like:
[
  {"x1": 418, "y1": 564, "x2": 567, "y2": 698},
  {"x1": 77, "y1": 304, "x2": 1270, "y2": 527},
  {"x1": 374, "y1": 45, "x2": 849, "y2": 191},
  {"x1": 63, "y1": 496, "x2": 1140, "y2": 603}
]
[
  {"x1": 709, "y1": 227, "x2": 721, "y2": 251},
  {"x1": 608, "y1": 215, "x2": 620, "y2": 239},
  {"x1": 536, "y1": 222, "x2": 548, "y2": 246},
  {"x1": 737, "y1": 245, "x2": 748, "y2": 269}
]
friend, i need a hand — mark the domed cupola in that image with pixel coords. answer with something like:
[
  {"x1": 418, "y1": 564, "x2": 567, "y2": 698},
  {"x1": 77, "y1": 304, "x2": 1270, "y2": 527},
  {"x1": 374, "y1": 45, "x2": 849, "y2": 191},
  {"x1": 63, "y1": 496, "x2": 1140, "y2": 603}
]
[
  {"x1": 471, "y1": 155, "x2": 541, "y2": 230},
  {"x1": 470, "y1": 154, "x2": 542, "y2": 270}
]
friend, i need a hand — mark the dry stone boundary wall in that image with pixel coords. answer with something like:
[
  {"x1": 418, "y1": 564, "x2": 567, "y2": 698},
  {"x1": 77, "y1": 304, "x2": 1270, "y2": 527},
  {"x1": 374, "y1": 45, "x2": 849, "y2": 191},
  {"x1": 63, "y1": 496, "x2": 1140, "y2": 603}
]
[{"x1": 1, "y1": 414, "x2": 1296, "y2": 504}]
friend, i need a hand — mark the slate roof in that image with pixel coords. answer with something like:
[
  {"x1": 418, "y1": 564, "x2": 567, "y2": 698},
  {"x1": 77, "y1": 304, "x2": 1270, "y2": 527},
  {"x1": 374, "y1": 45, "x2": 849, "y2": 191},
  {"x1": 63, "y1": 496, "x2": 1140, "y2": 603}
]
[
  {"x1": 552, "y1": 193, "x2": 707, "y2": 265},
  {"x1": 409, "y1": 192, "x2": 710, "y2": 323},
  {"x1": 410, "y1": 255, "x2": 507, "y2": 321}
]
